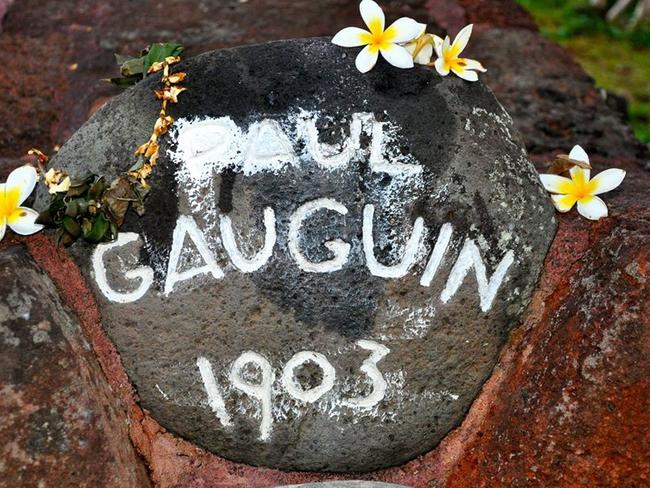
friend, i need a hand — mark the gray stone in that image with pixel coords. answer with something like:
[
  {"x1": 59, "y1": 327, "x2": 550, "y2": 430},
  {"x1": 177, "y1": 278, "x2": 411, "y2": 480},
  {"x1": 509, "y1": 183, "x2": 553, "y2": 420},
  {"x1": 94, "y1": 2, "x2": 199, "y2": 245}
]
[
  {"x1": 0, "y1": 247, "x2": 151, "y2": 487},
  {"x1": 38, "y1": 38, "x2": 556, "y2": 471}
]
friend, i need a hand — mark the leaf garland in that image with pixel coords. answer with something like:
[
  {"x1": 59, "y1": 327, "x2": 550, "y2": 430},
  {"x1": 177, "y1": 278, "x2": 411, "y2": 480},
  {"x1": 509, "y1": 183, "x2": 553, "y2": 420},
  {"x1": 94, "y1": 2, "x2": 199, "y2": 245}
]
[
  {"x1": 108, "y1": 42, "x2": 184, "y2": 88},
  {"x1": 33, "y1": 45, "x2": 187, "y2": 247}
]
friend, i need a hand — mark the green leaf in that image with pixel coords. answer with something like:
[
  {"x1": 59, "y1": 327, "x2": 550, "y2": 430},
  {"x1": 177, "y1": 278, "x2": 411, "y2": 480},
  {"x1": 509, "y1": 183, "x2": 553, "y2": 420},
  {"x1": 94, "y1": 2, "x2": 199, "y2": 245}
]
[
  {"x1": 120, "y1": 57, "x2": 146, "y2": 77},
  {"x1": 65, "y1": 200, "x2": 79, "y2": 218},
  {"x1": 106, "y1": 76, "x2": 139, "y2": 88},
  {"x1": 62, "y1": 216, "x2": 82, "y2": 238},
  {"x1": 108, "y1": 42, "x2": 184, "y2": 89},
  {"x1": 46, "y1": 197, "x2": 66, "y2": 224},
  {"x1": 89, "y1": 177, "x2": 107, "y2": 200},
  {"x1": 109, "y1": 222, "x2": 119, "y2": 240},
  {"x1": 36, "y1": 208, "x2": 53, "y2": 226},
  {"x1": 84, "y1": 214, "x2": 110, "y2": 243},
  {"x1": 54, "y1": 228, "x2": 74, "y2": 247},
  {"x1": 81, "y1": 218, "x2": 92, "y2": 236},
  {"x1": 75, "y1": 198, "x2": 89, "y2": 215},
  {"x1": 54, "y1": 228, "x2": 65, "y2": 247},
  {"x1": 143, "y1": 42, "x2": 184, "y2": 73}
]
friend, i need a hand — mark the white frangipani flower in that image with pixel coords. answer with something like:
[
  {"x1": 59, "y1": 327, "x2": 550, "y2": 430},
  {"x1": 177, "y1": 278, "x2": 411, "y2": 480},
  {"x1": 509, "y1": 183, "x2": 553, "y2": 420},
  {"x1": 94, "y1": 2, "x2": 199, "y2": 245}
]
[
  {"x1": 539, "y1": 145, "x2": 626, "y2": 221},
  {"x1": 332, "y1": 0, "x2": 422, "y2": 73},
  {"x1": 433, "y1": 24, "x2": 486, "y2": 81},
  {"x1": 404, "y1": 24, "x2": 442, "y2": 66},
  {"x1": 0, "y1": 165, "x2": 44, "y2": 241}
]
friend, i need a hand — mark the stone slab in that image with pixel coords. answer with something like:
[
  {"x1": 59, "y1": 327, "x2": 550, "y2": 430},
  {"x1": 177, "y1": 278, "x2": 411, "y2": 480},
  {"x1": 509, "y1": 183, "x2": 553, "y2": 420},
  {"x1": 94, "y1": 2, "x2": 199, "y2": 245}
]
[{"x1": 38, "y1": 38, "x2": 556, "y2": 471}]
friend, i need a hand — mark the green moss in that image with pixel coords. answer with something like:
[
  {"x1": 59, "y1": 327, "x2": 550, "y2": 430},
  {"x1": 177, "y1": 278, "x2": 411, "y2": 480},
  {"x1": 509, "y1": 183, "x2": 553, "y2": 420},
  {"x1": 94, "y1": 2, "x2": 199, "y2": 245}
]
[{"x1": 516, "y1": 0, "x2": 650, "y2": 143}]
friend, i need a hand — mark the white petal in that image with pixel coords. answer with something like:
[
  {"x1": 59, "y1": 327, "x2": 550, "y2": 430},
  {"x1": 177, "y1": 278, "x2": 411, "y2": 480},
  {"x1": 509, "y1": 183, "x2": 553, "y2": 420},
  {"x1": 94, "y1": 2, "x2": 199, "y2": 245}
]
[
  {"x1": 539, "y1": 174, "x2": 574, "y2": 194},
  {"x1": 463, "y1": 58, "x2": 487, "y2": 72},
  {"x1": 590, "y1": 168, "x2": 626, "y2": 195},
  {"x1": 577, "y1": 196, "x2": 608, "y2": 220},
  {"x1": 332, "y1": 27, "x2": 371, "y2": 47},
  {"x1": 452, "y1": 24, "x2": 473, "y2": 55},
  {"x1": 414, "y1": 43, "x2": 433, "y2": 65},
  {"x1": 360, "y1": 0, "x2": 385, "y2": 34},
  {"x1": 7, "y1": 165, "x2": 38, "y2": 206},
  {"x1": 442, "y1": 35, "x2": 452, "y2": 53},
  {"x1": 434, "y1": 57, "x2": 449, "y2": 76},
  {"x1": 552, "y1": 194, "x2": 578, "y2": 212},
  {"x1": 568, "y1": 144, "x2": 590, "y2": 164},
  {"x1": 380, "y1": 44, "x2": 414, "y2": 69},
  {"x1": 451, "y1": 66, "x2": 478, "y2": 81},
  {"x1": 386, "y1": 17, "x2": 422, "y2": 43},
  {"x1": 0, "y1": 217, "x2": 6, "y2": 241},
  {"x1": 432, "y1": 35, "x2": 444, "y2": 58},
  {"x1": 415, "y1": 22, "x2": 427, "y2": 38},
  {"x1": 404, "y1": 41, "x2": 416, "y2": 56},
  {"x1": 7, "y1": 207, "x2": 44, "y2": 235},
  {"x1": 355, "y1": 45, "x2": 379, "y2": 73}
]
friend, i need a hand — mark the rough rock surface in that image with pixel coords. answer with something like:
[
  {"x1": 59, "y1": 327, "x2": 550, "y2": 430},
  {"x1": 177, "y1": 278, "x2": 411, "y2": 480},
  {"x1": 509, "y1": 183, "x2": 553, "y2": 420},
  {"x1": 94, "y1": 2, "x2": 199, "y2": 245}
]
[
  {"x1": 0, "y1": 246, "x2": 151, "y2": 488},
  {"x1": 39, "y1": 38, "x2": 556, "y2": 471},
  {"x1": 0, "y1": 0, "x2": 648, "y2": 486}
]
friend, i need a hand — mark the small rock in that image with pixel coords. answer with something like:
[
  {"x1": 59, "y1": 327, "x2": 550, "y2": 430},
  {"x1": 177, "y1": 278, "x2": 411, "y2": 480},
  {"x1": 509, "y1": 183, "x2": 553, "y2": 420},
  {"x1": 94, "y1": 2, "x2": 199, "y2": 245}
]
[{"x1": 0, "y1": 247, "x2": 150, "y2": 486}]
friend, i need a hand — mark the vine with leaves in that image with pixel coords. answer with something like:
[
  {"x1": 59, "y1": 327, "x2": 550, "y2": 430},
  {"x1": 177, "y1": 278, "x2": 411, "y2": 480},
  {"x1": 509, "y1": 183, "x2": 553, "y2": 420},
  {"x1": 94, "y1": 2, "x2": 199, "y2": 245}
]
[{"x1": 31, "y1": 43, "x2": 187, "y2": 247}]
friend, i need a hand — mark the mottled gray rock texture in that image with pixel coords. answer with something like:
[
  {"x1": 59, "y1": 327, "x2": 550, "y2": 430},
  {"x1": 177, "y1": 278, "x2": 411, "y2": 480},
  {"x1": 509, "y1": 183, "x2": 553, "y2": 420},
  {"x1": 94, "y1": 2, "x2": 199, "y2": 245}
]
[
  {"x1": 39, "y1": 38, "x2": 556, "y2": 471},
  {"x1": 0, "y1": 247, "x2": 150, "y2": 487}
]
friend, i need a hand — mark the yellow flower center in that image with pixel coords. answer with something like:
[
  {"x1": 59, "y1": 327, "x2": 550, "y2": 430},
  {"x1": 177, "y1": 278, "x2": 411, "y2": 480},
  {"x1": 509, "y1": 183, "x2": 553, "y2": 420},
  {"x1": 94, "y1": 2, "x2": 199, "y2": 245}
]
[
  {"x1": 443, "y1": 46, "x2": 464, "y2": 70},
  {"x1": 360, "y1": 19, "x2": 395, "y2": 51},
  {"x1": 569, "y1": 170, "x2": 597, "y2": 200},
  {"x1": 0, "y1": 186, "x2": 20, "y2": 220}
]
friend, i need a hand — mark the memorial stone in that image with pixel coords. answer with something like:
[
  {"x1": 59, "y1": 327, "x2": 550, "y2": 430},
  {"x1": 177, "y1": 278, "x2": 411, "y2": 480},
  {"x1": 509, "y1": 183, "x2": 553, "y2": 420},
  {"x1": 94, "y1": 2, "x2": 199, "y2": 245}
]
[{"x1": 38, "y1": 38, "x2": 557, "y2": 471}]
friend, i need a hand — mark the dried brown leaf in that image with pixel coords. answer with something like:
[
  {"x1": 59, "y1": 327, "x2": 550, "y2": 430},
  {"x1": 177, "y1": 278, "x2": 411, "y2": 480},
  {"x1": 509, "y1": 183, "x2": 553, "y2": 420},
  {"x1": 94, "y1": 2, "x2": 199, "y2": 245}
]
[
  {"x1": 546, "y1": 154, "x2": 592, "y2": 176},
  {"x1": 148, "y1": 61, "x2": 165, "y2": 74},
  {"x1": 135, "y1": 141, "x2": 150, "y2": 156},
  {"x1": 166, "y1": 72, "x2": 186, "y2": 84}
]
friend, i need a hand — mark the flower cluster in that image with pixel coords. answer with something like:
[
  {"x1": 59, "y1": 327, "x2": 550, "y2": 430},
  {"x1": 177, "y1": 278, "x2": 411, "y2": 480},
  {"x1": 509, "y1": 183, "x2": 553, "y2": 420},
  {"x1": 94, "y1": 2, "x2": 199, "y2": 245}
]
[{"x1": 332, "y1": 0, "x2": 485, "y2": 80}]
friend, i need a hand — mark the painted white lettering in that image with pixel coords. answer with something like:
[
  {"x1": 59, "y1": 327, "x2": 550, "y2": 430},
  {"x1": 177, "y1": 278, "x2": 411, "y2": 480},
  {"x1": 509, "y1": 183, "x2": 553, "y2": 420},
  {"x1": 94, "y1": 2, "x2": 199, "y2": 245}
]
[
  {"x1": 196, "y1": 356, "x2": 232, "y2": 427},
  {"x1": 220, "y1": 207, "x2": 277, "y2": 273},
  {"x1": 419, "y1": 223, "x2": 454, "y2": 287},
  {"x1": 243, "y1": 119, "x2": 297, "y2": 175},
  {"x1": 440, "y1": 239, "x2": 515, "y2": 312},
  {"x1": 342, "y1": 340, "x2": 389, "y2": 408},
  {"x1": 282, "y1": 351, "x2": 336, "y2": 403},
  {"x1": 174, "y1": 117, "x2": 241, "y2": 180},
  {"x1": 164, "y1": 216, "x2": 224, "y2": 295},
  {"x1": 363, "y1": 204, "x2": 425, "y2": 278},
  {"x1": 288, "y1": 198, "x2": 351, "y2": 273},
  {"x1": 299, "y1": 112, "x2": 370, "y2": 170},
  {"x1": 369, "y1": 119, "x2": 422, "y2": 177},
  {"x1": 301, "y1": 117, "x2": 354, "y2": 170},
  {"x1": 229, "y1": 351, "x2": 274, "y2": 441},
  {"x1": 92, "y1": 232, "x2": 153, "y2": 303}
]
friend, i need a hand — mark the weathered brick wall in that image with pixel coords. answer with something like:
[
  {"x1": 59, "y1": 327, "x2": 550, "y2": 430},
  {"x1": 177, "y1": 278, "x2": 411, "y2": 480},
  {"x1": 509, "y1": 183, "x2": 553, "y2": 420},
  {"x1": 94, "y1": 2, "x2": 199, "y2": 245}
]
[{"x1": 0, "y1": 1, "x2": 648, "y2": 487}]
